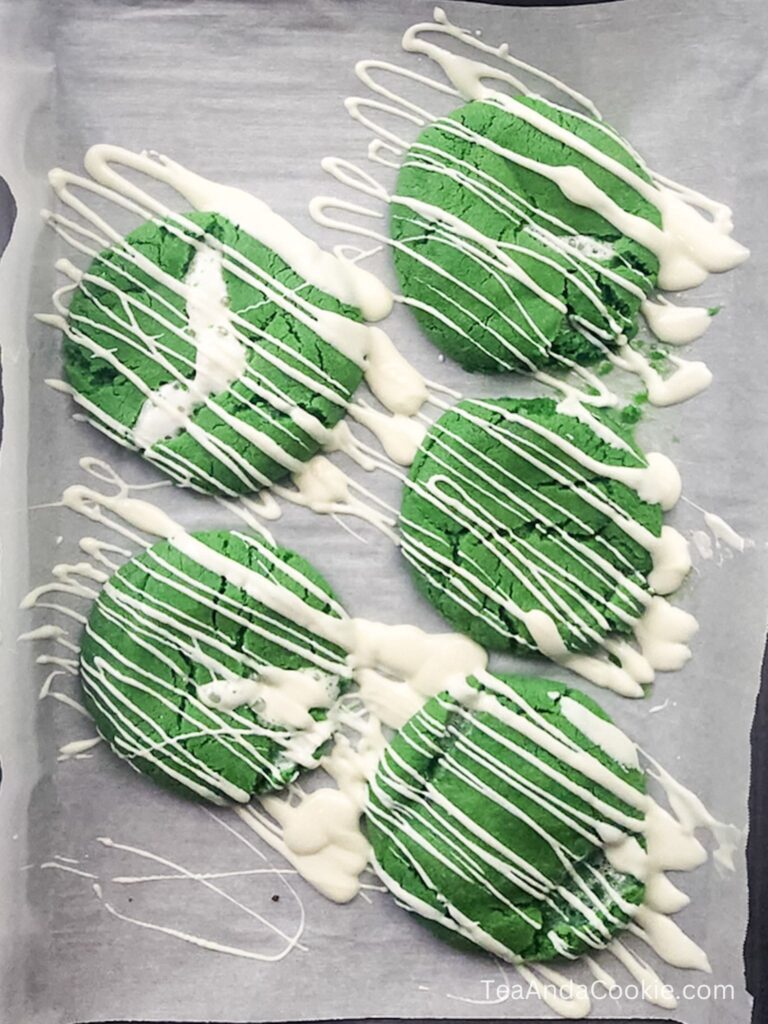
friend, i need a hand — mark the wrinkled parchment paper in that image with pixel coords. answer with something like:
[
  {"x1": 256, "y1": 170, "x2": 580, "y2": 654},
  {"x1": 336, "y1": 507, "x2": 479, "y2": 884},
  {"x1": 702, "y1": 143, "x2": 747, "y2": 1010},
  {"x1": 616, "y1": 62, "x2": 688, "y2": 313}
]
[{"x1": 1, "y1": 1, "x2": 767, "y2": 1021}]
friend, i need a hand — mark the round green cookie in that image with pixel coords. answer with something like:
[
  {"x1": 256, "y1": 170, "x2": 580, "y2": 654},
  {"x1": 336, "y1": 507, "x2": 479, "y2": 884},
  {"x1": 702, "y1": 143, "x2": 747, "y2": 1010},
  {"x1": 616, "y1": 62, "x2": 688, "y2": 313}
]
[
  {"x1": 390, "y1": 96, "x2": 660, "y2": 373},
  {"x1": 367, "y1": 673, "x2": 646, "y2": 963},
  {"x1": 80, "y1": 529, "x2": 351, "y2": 804},
  {"x1": 63, "y1": 212, "x2": 365, "y2": 495},
  {"x1": 400, "y1": 396, "x2": 662, "y2": 654}
]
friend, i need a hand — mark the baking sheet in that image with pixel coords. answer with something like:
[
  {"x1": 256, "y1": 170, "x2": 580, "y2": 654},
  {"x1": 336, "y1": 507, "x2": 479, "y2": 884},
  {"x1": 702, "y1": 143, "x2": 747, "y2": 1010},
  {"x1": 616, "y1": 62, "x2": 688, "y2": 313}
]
[{"x1": 1, "y1": 0, "x2": 767, "y2": 1021}]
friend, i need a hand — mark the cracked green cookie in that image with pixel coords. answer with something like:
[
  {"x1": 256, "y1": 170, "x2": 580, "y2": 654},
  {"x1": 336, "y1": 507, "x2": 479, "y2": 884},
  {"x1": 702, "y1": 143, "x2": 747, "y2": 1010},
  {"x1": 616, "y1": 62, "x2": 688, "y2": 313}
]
[
  {"x1": 390, "y1": 96, "x2": 660, "y2": 373},
  {"x1": 400, "y1": 396, "x2": 667, "y2": 655},
  {"x1": 367, "y1": 672, "x2": 646, "y2": 963},
  {"x1": 62, "y1": 212, "x2": 365, "y2": 495},
  {"x1": 80, "y1": 529, "x2": 351, "y2": 804}
]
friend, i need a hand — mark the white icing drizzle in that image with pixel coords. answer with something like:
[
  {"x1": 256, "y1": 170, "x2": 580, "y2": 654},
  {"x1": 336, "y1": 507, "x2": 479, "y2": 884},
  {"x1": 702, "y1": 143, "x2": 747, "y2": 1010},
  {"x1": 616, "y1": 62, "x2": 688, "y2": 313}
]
[
  {"x1": 24, "y1": 462, "x2": 485, "y2": 886},
  {"x1": 400, "y1": 398, "x2": 695, "y2": 697},
  {"x1": 81, "y1": 145, "x2": 392, "y2": 322},
  {"x1": 365, "y1": 671, "x2": 734, "y2": 1015},
  {"x1": 58, "y1": 736, "x2": 102, "y2": 761},
  {"x1": 23, "y1": 466, "x2": 735, "y2": 1014},
  {"x1": 23, "y1": 25, "x2": 743, "y2": 994},
  {"x1": 516, "y1": 964, "x2": 591, "y2": 1019},
  {"x1": 40, "y1": 145, "x2": 442, "y2": 507},
  {"x1": 311, "y1": 7, "x2": 747, "y2": 407},
  {"x1": 198, "y1": 668, "x2": 337, "y2": 731},
  {"x1": 396, "y1": 11, "x2": 747, "y2": 291}
]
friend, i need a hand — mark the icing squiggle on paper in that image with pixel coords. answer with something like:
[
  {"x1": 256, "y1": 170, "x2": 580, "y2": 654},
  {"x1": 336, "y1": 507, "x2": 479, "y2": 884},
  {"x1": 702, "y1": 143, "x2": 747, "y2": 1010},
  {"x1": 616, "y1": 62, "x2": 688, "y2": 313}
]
[
  {"x1": 310, "y1": 7, "x2": 747, "y2": 405},
  {"x1": 41, "y1": 808, "x2": 310, "y2": 963}
]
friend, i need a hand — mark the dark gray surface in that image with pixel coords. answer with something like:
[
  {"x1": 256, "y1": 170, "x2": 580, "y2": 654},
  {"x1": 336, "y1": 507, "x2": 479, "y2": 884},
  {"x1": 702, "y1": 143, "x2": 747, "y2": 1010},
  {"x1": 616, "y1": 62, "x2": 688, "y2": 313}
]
[{"x1": 0, "y1": 173, "x2": 15, "y2": 435}]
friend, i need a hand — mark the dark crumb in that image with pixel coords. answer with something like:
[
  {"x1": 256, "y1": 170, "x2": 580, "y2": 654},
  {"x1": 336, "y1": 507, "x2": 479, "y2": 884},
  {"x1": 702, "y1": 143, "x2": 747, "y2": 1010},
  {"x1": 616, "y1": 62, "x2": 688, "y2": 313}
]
[{"x1": 271, "y1": 894, "x2": 279, "y2": 903}]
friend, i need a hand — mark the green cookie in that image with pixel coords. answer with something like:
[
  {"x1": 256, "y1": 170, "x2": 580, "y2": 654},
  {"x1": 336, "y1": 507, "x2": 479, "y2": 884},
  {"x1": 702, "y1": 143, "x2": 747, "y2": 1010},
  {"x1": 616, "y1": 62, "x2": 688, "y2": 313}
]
[
  {"x1": 80, "y1": 530, "x2": 351, "y2": 804},
  {"x1": 367, "y1": 673, "x2": 646, "y2": 964},
  {"x1": 400, "y1": 396, "x2": 661, "y2": 654},
  {"x1": 63, "y1": 212, "x2": 365, "y2": 495},
  {"x1": 390, "y1": 96, "x2": 660, "y2": 373}
]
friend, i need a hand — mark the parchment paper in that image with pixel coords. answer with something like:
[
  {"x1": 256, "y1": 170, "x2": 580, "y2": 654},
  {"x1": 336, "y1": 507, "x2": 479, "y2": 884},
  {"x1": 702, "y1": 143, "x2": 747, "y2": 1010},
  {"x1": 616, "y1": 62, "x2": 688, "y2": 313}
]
[{"x1": 1, "y1": 1, "x2": 767, "y2": 1022}]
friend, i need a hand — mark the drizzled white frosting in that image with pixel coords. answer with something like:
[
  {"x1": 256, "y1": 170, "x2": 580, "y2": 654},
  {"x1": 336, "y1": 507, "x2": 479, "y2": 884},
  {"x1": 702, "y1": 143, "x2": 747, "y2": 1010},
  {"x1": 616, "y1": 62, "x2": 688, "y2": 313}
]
[
  {"x1": 398, "y1": 10, "x2": 747, "y2": 290},
  {"x1": 401, "y1": 398, "x2": 694, "y2": 697},
  {"x1": 22, "y1": 10, "x2": 746, "y2": 1012},
  {"x1": 39, "y1": 145, "x2": 439, "y2": 503},
  {"x1": 22, "y1": 459, "x2": 736, "y2": 1018},
  {"x1": 311, "y1": 6, "x2": 747, "y2": 407},
  {"x1": 81, "y1": 145, "x2": 392, "y2": 322},
  {"x1": 364, "y1": 669, "x2": 734, "y2": 1016}
]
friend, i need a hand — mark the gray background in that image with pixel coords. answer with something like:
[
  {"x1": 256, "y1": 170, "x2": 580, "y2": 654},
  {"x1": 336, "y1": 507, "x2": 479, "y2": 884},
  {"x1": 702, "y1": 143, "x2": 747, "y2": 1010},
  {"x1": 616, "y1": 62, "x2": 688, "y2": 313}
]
[{"x1": 0, "y1": 1, "x2": 766, "y2": 1022}]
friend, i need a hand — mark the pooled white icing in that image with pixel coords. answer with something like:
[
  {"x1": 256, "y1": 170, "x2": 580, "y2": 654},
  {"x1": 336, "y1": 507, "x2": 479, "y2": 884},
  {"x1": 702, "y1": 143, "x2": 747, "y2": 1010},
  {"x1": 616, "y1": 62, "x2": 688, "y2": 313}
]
[
  {"x1": 237, "y1": 790, "x2": 371, "y2": 904},
  {"x1": 133, "y1": 247, "x2": 245, "y2": 448},
  {"x1": 198, "y1": 668, "x2": 337, "y2": 730},
  {"x1": 348, "y1": 402, "x2": 426, "y2": 465},
  {"x1": 641, "y1": 298, "x2": 714, "y2": 346}
]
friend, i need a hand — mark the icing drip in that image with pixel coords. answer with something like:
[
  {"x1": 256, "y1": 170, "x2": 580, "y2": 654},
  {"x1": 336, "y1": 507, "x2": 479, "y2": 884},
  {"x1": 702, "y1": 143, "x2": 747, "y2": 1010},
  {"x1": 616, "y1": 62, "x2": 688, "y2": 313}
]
[
  {"x1": 601, "y1": 333, "x2": 713, "y2": 408},
  {"x1": 641, "y1": 298, "x2": 714, "y2": 346},
  {"x1": 704, "y1": 512, "x2": 749, "y2": 554},
  {"x1": 236, "y1": 789, "x2": 371, "y2": 904},
  {"x1": 683, "y1": 496, "x2": 753, "y2": 559}
]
